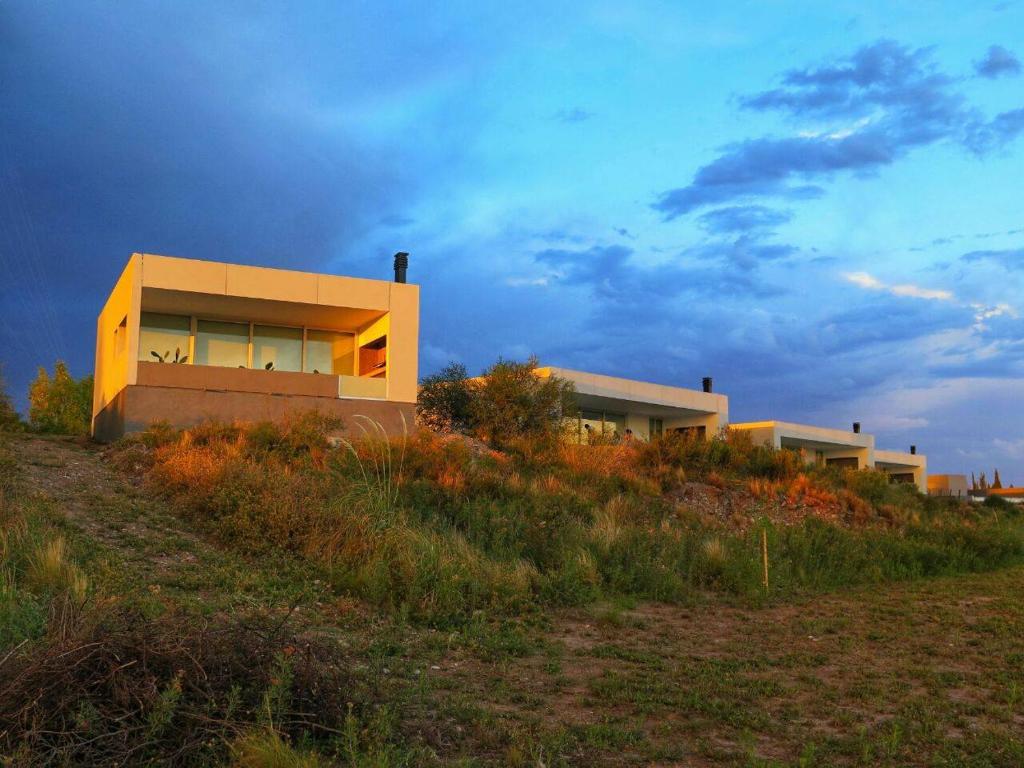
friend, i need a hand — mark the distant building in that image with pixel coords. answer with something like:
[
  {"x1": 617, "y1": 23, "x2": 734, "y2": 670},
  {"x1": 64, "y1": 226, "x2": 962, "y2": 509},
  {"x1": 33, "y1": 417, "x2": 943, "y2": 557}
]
[
  {"x1": 927, "y1": 474, "x2": 969, "y2": 498},
  {"x1": 536, "y1": 367, "x2": 728, "y2": 442},
  {"x1": 730, "y1": 421, "x2": 927, "y2": 493},
  {"x1": 92, "y1": 253, "x2": 418, "y2": 441}
]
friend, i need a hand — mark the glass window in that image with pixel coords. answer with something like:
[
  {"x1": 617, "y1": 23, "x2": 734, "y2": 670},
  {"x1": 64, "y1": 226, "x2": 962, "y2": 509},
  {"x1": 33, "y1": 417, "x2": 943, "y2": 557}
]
[
  {"x1": 305, "y1": 330, "x2": 355, "y2": 374},
  {"x1": 252, "y1": 325, "x2": 302, "y2": 372},
  {"x1": 648, "y1": 417, "x2": 664, "y2": 437},
  {"x1": 139, "y1": 312, "x2": 190, "y2": 363},
  {"x1": 194, "y1": 320, "x2": 249, "y2": 368}
]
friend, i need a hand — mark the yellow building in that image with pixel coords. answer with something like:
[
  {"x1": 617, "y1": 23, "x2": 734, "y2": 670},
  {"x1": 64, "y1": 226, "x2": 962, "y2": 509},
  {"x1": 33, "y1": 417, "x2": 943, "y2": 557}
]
[
  {"x1": 92, "y1": 253, "x2": 418, "y2": 441},
  {"x1": 730, "y1": 420, "x2": 927, "y2": 492}
]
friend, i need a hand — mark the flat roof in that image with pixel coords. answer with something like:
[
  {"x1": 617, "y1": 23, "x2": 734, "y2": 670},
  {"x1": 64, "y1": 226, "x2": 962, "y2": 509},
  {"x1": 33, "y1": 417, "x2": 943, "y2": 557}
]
[
  {"x1": 874, "y1": 448, "x2": 926, "y2": 469},
  {"x1": 537, "y1": 366, "x2": 727, "y2": 415},
  {"x1": 731, "y1": 420, "x2": 873, "y2": 450},
  {"x1": 134, "y1": 253, "x2": 416, "y2": 312}
]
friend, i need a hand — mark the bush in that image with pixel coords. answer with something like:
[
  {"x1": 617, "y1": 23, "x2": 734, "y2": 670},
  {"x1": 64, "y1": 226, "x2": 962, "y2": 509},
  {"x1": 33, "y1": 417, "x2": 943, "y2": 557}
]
[
  {"x1": 417, "y1": 362, "x2": 475, "y2": 433},
  {"x1": 470, "y1": 357, "x2": 576, "y2": 448},
  {"x1": 27, "y1": 361, "x2": 93, "y2": 435}
]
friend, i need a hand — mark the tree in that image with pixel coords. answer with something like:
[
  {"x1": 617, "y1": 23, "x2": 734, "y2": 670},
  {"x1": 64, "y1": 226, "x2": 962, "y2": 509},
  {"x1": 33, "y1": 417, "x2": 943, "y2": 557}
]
[
  {"x1": 28, "y1": 361, "x2": 93, "y2": 435},
  {"x1": 978, "y1": 472, "x2": 988, "y2": 491},
  {"x1": 970, "y1": 472, "x2": 977, "y2": 491},
  {"x1": 416, "y1": 363, "x2": 474, "y2": 433},
  {"x1": 0, "y1": 364, "x2": 24, "y2": 431},
  {"x1": 993, "y1": 469, "x2": 1003, "y2": 489},
  {"x1": 470, "y1": 356, "x2": 575, "y2": 447}
]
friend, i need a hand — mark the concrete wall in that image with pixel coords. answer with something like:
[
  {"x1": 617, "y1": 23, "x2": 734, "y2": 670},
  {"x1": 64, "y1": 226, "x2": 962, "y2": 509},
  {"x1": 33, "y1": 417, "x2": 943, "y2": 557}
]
[
  {"x1": 92, "y1": 255, "x2": 141, "y2": 433},
  {"x1": 927, "y1": 474, "x2": 969, "y2": 497},
  {"x1": 93, "y1": 385, "x2": 414, "y2": 443}
]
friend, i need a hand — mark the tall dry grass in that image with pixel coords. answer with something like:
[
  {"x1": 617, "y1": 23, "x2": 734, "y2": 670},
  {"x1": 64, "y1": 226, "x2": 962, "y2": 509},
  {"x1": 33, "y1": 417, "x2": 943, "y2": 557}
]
[{"x1": 111, "y1": 416, "x2": 1024, "y2": 625}]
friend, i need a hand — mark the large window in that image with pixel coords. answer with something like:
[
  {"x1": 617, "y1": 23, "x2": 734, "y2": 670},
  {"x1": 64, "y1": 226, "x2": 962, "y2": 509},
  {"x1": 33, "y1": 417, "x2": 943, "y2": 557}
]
[
  {"x1": 579, "y1": 409, "x2": 625, "y2": 442},
  {"x1": 138, "y1": 312, "x2": 190, "y2": 363},
  {"x1": 305, "y1": 330, "x2": 355, "y2": 375},
  {"x1": 252, "y1": 325, "x2": 302, "y2": 372},
  {"x1": 194, "y1": 320, "x2": 249, "y2": 368},
  {"x1": 139, "y1": 314, "x2": 366, "y2": 376}
]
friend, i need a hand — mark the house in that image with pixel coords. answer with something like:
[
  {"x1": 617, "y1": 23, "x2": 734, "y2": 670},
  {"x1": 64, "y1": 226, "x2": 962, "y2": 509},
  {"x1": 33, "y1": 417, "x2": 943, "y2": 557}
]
[
  {"x1": 729, "y1": 420, "x2": 927, "y2": 492},
  {"x1": 536, "y1": 367, "x2": 728, "y2": 442},
  {"x1": 927, "y1": 474, "x2": 969, "y2": 498},
  {"x1": 874, "y1": 448, "x2": 927, "y2": 493},
  {"x1": 91, "y1": 253, "x2": 418, "y2": 441}
]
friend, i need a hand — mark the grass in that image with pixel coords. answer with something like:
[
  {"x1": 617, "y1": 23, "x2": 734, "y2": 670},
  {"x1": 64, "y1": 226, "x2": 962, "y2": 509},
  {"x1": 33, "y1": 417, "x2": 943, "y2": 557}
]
[{"x1": 3, "y1": 424, "x2": 1024, "y2": 765}]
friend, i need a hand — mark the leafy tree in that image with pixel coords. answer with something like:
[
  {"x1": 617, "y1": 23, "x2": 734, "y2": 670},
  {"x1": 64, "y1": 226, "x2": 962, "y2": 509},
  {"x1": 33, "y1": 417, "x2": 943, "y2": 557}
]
[
  {"x1": 470, "y1": 356, "x2": 575, "y2": 447},
  {"x1": 417, "y1": 362, "x2": 474, "y2": 433},
  {"x1": 28, "y1": 361, "x2": 93, "y2": 435},
  {"x1": 0, "y1": 364, "x2": 24, "y2": 432}
]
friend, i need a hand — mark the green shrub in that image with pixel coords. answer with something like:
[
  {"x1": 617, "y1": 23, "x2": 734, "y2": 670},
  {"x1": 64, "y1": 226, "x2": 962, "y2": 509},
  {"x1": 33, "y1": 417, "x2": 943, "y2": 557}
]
[
  {"x1": 470, "y1": 356, "x2": 576, "y2": 448},
  {"x1": 27, "y1": 361, "x2": 93, "y2": 435},
  {"x1": 417, "y1": 362, "x2": 475, "y2": 433}
]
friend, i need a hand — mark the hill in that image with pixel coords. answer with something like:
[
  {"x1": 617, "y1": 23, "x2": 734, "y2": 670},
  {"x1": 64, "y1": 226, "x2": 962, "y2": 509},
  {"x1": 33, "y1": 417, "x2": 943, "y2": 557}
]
[{"x1": 2, "y1": 423, "x2": 1024, "y2": 766}]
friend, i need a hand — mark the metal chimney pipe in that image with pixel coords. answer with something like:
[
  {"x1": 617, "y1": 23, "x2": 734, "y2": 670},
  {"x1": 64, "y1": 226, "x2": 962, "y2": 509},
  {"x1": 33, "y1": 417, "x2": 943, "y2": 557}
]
[
  {"x1": 702, "y1": 377, "x2": 713, "y2": 393},
  {"x1": 910, "y1": 445, "x2": 916, "y2": 455},
  {"x1": 393, "y1": 252, "x2": 408, "y2": 283},
  {"x1": 852, "y1": 422, "x2": 861, "y2": 434}
]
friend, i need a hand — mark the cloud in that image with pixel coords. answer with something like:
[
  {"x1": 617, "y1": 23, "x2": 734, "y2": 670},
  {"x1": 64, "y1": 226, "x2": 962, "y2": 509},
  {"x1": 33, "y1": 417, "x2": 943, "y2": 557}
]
[
  {"x1": 974, "y1": 45, "x2": 1021, "y2": 78},
  {"x1": 697, "y1": 205, "x2": 793, "y2": 234},
  {"x1": 961, "y1": 247, "x2": 1024, "y2": 270},
  {"x1": 555, "y1": 107, "x2": 594, "y2": 123},
  {"x1": 654, "y1": 40, "x2": 1024, "y2": 218},
  {"x1": 842, "y1": 271, "x2": 953, "y2": 300},
  {"x1": 531, "y1": 242, "x2": 785, "y2": 303}
]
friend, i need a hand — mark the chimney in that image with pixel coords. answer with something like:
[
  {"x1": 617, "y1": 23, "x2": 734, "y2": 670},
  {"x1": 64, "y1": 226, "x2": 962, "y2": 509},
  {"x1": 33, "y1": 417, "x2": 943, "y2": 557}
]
[
  {"x1": 393, "y1": 251, "x2": 408, "y2": 283},
  {"x1": 910, "y1": 445, "x2": 917, "y2": 455},
  {"x1": 702, "y1": 376, "x2": 713, "y2": 393},
  {"x1": 852, "y1": 422, "x2": 861, "y2": 434}
]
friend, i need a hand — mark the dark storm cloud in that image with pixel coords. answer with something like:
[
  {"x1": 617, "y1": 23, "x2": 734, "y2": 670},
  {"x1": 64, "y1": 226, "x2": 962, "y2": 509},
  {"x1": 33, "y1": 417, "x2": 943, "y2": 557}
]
[
  {"x1": 974, "y1": 45, "x2": 1022, "y2": 78},
  {"x1": 654, "y1": 40, "x2": 1024, "y2": 219},
  {"x1": 696, "y1": 206, "x2": 793, "y2": 234},
  {"x1": 533, "y1": 240, "x2": 788, "y2": 302},
  {"x1": 0, "y1": 1, "x2": 479, "y2": 404}
]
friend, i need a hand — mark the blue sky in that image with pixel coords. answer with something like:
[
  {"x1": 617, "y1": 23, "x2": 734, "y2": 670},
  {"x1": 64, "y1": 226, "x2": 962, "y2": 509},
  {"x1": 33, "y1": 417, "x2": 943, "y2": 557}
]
[{"x1": 2, "y1": 1, "x2": 1023, "y2": 478}]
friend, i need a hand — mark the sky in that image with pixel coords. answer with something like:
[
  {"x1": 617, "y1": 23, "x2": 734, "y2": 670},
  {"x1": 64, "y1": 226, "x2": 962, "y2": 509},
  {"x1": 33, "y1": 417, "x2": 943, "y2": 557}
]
[{"x1": 1, "y1": 1, "x2": 1023, "y2": 479}]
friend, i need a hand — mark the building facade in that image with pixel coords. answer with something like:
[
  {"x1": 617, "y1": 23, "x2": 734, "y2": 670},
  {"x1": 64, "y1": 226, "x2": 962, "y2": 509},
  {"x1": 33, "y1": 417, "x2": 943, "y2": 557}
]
[
  {"x1": 92, "y1": 253, "x2": 418, "y2": 441},
  {"x1": 537, "y1": 367, "x2": 728, "y2": 442}
]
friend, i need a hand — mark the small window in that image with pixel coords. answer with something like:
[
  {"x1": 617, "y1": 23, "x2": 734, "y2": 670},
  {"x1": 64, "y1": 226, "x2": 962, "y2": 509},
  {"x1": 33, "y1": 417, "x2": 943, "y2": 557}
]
[
  {"x1": 194, "y1": 320, "x2": 249, "y2": 368},
  {"x1": 114, "y1": 316, "x2": 128, "y2": 357},
  {"x1": 139, "y1": 312, "x2": 190, "y2": 363},
  {"x1": 253, "y1": 325, "x2": 302, "y2": 372},
  {"x1": 305, "y1": 330, "x2": 355, "y2": 375},
  {"x1": 648, "y1": 417, "x2": 664, "y2": 437}
]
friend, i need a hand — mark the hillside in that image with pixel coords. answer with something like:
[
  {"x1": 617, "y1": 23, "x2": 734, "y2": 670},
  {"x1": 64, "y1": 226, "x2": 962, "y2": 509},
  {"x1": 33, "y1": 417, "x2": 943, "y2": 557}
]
[{"x1": 2, "y1": 426, "x2": 1024, "y2": 766}]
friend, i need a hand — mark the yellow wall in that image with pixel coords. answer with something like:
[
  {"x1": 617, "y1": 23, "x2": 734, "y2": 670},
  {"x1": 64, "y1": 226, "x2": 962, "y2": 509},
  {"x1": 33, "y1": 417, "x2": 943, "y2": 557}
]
[{"x1": 92, "y1": 255, "x2": 141, "y2": 432}]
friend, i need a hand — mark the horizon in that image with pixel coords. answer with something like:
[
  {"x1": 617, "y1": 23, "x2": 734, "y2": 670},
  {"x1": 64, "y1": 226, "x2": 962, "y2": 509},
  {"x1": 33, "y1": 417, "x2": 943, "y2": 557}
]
[{"x1": 2, "y1": 2, "x2": 1022, "y2": 478}]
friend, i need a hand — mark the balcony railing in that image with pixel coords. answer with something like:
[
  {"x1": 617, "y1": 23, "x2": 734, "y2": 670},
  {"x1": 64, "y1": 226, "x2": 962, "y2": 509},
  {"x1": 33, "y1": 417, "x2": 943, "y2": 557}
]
[{"x1": 137, "y1": 361, "x2": 387, "y2": 400}]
